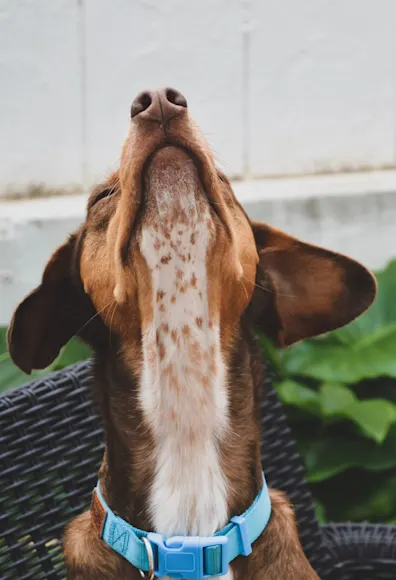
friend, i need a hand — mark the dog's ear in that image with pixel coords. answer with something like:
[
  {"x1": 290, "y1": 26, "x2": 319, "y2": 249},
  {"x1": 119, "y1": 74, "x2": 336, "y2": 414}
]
[
  {"x1": 7, "y1": 234, "x2": 95, "y2": 374},
  {"x1": 250, "y1": 221, "x2": 377, "y2": 347}
]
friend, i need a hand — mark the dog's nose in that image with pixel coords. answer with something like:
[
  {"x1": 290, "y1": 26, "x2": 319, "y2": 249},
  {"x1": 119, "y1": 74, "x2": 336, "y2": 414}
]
[{"x1": 131, "y1": 88, "x2": 187, "y2": 124}]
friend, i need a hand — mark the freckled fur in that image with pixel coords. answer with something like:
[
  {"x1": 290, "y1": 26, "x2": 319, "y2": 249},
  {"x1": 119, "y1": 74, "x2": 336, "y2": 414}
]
[{"x1": 139, "y1": 149, "x2": 229, "y2": 545}]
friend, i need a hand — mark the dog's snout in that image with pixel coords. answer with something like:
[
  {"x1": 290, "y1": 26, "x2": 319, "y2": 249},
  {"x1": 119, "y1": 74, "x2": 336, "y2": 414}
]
[{"x1": 131, "y1": 88, "x2": 187, "y2": 124}]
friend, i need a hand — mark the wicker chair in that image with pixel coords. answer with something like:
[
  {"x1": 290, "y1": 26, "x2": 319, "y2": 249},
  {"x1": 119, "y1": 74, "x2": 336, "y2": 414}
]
[{"x1": 0, "y1": 362, "x2": 395, "y2": 579}]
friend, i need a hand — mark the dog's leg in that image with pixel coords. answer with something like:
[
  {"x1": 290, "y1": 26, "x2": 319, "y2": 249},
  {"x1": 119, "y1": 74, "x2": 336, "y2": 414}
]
[
  {"x1": 232, "y1": 490, "x2": 320, "y2": 580},
  {"x1": 64, "y1": 511, "x2": 141, "y2": 579}
]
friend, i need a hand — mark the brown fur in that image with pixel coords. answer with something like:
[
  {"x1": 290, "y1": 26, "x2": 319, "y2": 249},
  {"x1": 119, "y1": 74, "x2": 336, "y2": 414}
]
[{"x1": 8, "y1": 88, "x2": 377, "y2": 579}]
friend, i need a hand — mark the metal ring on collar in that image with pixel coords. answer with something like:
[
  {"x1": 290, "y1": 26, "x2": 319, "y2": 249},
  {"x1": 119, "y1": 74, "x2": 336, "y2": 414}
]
[{"x1": 139, "y1": 536, "x2": 155, "y2": 580}]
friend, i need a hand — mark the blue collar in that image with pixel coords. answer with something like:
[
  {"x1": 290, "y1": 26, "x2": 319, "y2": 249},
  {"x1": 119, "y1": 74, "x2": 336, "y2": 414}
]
[{"x1": 93, "y1": 473, "x2": 271, "y2": 579}]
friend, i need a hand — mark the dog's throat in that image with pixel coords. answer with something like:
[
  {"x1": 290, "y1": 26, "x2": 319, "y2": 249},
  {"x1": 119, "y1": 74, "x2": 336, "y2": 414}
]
[{"x1": 138, "y1": 192, "x2": 229, "y2": 537}]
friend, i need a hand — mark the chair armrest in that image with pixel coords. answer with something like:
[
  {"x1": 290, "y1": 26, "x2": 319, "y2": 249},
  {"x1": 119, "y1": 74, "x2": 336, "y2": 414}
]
[{"x1": 321, "y1": 523, "x2": 396, "y2": 579}]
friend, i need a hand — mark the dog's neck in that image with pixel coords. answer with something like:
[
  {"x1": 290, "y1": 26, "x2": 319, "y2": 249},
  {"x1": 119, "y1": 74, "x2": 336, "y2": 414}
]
[
  {"x1": 138, "y1": 190, "x2": 229, "y2": 537},
  {"x1": 95, "y1": 187, "x2": 263, "y2": 538},
  {"x1": 96, "y1": 329, "x2": 263, "y2": 534}
]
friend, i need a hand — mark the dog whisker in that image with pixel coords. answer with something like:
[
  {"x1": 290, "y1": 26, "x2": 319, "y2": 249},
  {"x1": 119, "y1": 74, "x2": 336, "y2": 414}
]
[
  {"x1": 74, "y1": 298, "x2": 116, "y2": 339},
  {"x1": 253, "y1": 280, "x2": 296, "y2": 299}
]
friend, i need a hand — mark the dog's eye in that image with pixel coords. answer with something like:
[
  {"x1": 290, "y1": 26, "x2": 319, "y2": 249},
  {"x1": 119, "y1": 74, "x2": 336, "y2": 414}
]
[{"x1": 89, "y1": 188, "x2": 116, "y2": 209}]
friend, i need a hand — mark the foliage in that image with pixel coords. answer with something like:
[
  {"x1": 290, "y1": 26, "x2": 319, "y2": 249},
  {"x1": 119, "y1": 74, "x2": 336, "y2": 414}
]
[{"x1": 264, "y1": 259, "x2": 396, "y2": 523}]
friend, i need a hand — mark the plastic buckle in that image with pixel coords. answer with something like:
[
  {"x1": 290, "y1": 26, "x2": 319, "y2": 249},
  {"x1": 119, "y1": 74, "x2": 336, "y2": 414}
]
[
  {"x1": 230, "y1": 515, "x2": 252, "y2": 556},
  {"x1": 147, "y1": 533, "x2": 228, "y2": 579}
]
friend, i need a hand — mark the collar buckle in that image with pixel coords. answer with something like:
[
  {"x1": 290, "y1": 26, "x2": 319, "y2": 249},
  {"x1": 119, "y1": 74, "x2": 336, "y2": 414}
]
[
  {"x1": 230, "y1": 515, "x2": 252, "y2": 556},
  {"x1": 147, "y1": 532, "x2": 228, "y2": 578}
]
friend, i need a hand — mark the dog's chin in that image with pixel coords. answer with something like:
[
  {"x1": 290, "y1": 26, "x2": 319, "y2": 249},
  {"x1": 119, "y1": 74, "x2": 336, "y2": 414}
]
[
  {"x1": 143, "y1": 145, "x2": 209, "y2": 207},
  {"x1": 148, "y1": 144, "x2": 192, "y2": 166}
]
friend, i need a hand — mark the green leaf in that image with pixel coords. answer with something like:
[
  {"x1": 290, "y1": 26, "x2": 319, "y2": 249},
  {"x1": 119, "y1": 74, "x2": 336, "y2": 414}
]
[
  {"x1": 318, "y1": 382, "x2": 356, "y2": 415},
  {"x1": 0, "y1": 357, "x2": 47, "y2": 391},
  {"x1": 320, "y1": 471, "x2": 396, "y2": 523},
  {"x1": 313, "y1": 499, "x2": 327, "y2": 524},
  {"x1": 0, "y1": 326, "x2": 7, "y2": 353},
  {"x1": 312, "y1": 468, "x2": 396, "y2": 523},
  {"x1": 343, "y1": 473, "x2": 396, "y2": 522},
  {"x1": 276, "y1": 379, "x2": 320, "y2": 414},
  {"x1": 298, "y1": 425, "x2": 396, "y2": 482},
  {"x1": 49, "y1": 339, "x2": 91, "y2": 371},
  {"x1": 316, "y1": 383, "x2": 396, "y2": 442},
  {"x1": 259, "y1": 333, "x2": 284, "y2": 377},
  {"x1": 281, "y1": 322, "x2": 396, "y2": 383},
  {"x1": 343, "y1": 399, "x2": 396, "y2": 443}
]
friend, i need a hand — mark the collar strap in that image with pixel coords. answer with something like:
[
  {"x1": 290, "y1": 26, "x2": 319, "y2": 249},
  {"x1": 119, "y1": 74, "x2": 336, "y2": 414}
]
[{"x1": 91, "y1": 473, "x2": 271, "y2": 578}]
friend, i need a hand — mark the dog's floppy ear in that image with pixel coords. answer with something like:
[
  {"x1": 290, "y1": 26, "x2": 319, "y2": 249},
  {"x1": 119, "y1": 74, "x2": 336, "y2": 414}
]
[
  {"x1": 250, "y1": 221, "x2": 377, "y2": 347},
  {"x1": 7, "y1": 234, "x2": 95, "y2": 374}
]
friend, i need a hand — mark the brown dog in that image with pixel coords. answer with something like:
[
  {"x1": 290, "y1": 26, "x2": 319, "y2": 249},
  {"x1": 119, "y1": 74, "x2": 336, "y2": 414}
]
[{"x1": 8, "y1": 88, "x2": 376, "y2": 580}]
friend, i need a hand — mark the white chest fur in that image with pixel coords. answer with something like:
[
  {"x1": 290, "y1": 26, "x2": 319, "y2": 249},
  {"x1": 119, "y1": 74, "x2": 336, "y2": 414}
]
[{"x1": 139, "y1": 189, "x2": 232, "y2": 578}]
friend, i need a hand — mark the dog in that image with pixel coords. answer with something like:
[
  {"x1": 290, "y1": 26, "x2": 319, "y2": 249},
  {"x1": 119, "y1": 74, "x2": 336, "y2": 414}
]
[{"x1": 8, "y1": 88, "x2": 376, "y2": 579}]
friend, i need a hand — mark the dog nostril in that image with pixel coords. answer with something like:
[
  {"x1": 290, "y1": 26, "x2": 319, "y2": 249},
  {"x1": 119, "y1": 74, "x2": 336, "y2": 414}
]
[
  {"x1": 165, "y1": 88, "x2": 187, "y2": 109},
  {"x1": 131, "y1": 91, "x2": 153, "y2": 118},
  {"x1": 130, "y1": 88, "x2": 187, "y2": 124}
]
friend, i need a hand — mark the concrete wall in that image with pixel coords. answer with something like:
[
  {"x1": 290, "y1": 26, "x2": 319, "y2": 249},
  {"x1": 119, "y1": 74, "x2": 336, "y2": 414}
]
[{"x1": 1, "y1": 0, "x2": 396, "y2": 196}]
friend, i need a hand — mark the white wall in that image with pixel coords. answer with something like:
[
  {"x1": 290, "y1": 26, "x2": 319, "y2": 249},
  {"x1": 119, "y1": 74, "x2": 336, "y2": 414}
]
[
  {"x1": 1, "y1": 0, "x2": 396, "y2": 196},
  {"x1": 0, "y1": 1, "x2": 84, "y2": 196},
  {"x1": 248, "y1": 0, "x2": 396, "y2": 176}
]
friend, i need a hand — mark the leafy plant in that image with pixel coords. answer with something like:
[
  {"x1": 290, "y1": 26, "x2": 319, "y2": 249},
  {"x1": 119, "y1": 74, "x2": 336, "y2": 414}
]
[{"x1": 264, "y1": 259, "x2": 396, "y2": 523}]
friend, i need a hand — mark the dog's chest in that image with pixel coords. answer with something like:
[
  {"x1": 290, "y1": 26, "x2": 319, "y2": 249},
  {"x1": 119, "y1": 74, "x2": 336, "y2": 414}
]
[{"x1": 139, "y1": 190, "x2": 231, "y2": 558}]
